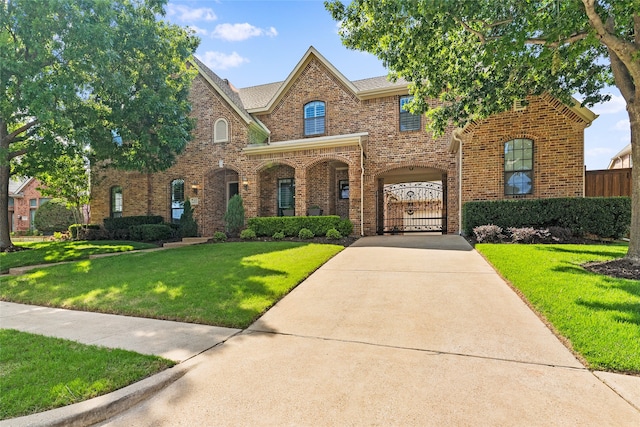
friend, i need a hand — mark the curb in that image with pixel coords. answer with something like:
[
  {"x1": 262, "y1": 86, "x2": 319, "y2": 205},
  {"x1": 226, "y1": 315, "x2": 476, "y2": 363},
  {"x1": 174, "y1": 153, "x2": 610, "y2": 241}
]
[{"x1": 1, "y1": 364, "x2": 189, "y2": 427}]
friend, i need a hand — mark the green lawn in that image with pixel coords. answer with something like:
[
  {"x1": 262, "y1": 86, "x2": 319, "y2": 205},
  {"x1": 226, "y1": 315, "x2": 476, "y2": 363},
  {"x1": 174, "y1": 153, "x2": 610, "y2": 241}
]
[
  {"x1": 476, "y1": 243, "x2": 640, "y2": 374},
  {"x1": 0, "y1": 329, "x2": 174, "y2": 420},
  {"x1": 0, "y1": 240, "x2": 157, "y2": 273},
  {"x1": 0, "y1": 241, "x2": 344, "y2": 328}
]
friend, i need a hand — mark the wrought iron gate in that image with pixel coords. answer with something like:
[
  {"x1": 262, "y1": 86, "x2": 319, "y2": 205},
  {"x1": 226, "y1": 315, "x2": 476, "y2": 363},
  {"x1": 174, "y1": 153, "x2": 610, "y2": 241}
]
[{"x1": 377, "y1": 182, "x2": 446, "y2": 233}]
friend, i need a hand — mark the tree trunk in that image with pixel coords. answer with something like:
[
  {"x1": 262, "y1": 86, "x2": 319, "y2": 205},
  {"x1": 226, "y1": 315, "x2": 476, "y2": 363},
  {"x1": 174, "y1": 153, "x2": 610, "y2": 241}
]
[
  {"x1": 0, "y1": 120, "x2": 13, "y2": 251},
  {"x1": 627, "y1": 104, "x2": 640, "y2": 262}
]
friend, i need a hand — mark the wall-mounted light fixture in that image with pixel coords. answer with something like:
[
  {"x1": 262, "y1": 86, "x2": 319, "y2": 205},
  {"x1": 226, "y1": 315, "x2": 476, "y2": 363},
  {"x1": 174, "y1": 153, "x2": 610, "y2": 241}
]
[
  {"x1": 242, "y1": 176, "x2": 249, "y2": 190},
  {"x1": 191, "y1": 183, "x2": 201, "y2": 195}
]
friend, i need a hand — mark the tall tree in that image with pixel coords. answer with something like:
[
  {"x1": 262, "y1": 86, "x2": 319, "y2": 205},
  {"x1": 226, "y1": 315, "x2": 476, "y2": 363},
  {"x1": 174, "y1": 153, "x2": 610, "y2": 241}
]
[
  {"x1": 0, "y1": 0, "x2": 198, "y2": 250},
  {"x1": 327, "y1": 0, "x2": 640, "y2": 262}
]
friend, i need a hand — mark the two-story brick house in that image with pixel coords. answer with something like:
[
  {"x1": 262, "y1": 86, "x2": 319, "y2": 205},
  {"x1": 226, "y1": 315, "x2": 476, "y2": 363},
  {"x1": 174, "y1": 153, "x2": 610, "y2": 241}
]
[{"x1": 90, "y1": 47, "x2": 596, "y2": 236}]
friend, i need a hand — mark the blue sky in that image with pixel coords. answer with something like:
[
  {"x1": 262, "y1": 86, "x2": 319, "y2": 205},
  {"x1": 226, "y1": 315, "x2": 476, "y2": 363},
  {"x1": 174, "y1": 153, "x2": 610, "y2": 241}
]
[{"x1": 164, "y1": 0, "x2": 630, "y2": 171}]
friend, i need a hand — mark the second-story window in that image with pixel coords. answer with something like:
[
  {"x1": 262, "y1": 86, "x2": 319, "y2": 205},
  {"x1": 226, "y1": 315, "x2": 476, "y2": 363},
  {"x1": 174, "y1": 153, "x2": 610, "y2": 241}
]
[
  {"x1": 400, "y1": 96, "x2": 421, "y2": 131},
  {"x1": 304, "y1": 101, "x2": 325, "y2": 136},
  {"x1": 214, "y1": 118, "x2": 229, "y2": 143}
]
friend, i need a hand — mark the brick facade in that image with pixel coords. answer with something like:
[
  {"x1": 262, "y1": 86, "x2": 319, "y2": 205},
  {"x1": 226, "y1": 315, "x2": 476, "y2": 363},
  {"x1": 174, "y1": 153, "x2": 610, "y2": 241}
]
[
  {"x1": 90, "y1": 48, "x2": 595, "y2": 236},
  {"x1": 8, "y1": 178, "x2": 48, "y2": 233}
]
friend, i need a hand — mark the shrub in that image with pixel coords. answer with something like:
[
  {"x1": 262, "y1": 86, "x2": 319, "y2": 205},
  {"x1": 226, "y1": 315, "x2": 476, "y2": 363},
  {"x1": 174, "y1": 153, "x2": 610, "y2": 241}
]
[
  {"x1": 179, "y1": 200, "x2": 198, "y2": 237},
  {"x1": 213, "y1": 231, "x2": 227, "y2": 242},
  {"x1": 507, "y1": 227, "x2": 550, "y2": 244},
  {"x1": 547, "y1": 226, "x2": 573, "y2": 242},
  {"x1": 272, "y1": 231, "x2": 285, "y2": 240},
  {"x1": 473, "y1": 225, "x2": 504, "y2": 243},
  {"x1": 326, "y1": 228, "x2": 342, "y2": 240},
  {"x1": 69, "y1": 224, "x2": 102, "y2": 239},
  {"x1": 240, "y1": 228, "x2": 256, "y2": 240},
  {"x1": 129, "y1": 224, "x2": 174, "y2": 242},
  {"x1": 33, "y1": 199, "x2": 76, "y2": 233},
  {"x1": 298, "y1": 228, "x2": 314, "y2": 239},
  {"x1": 103, "y1": 216, "x2": 163, "y2": 240},
  {"x1": 225, "y1": 194, "x2": 245, "y2": 237},
  {"x1": 337, "y1": 219, "x2": 354, "y2": 237},
  {"x1": 247, "y1": 216, "x2": 346, "y2": 237},
  {"x1": 53, "y1": 231, "x2": 70, "y2": 241},
  {"x1": 463, "y1": 197, "x2": 631, "y2": 238}
]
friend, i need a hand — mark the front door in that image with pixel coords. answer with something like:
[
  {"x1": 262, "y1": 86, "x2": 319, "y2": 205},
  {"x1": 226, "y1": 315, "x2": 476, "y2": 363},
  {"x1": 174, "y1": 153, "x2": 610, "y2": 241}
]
[
  {"x1": 278, "y1": 178, "x2": 295, "y2": 216},
  {"x1": 227, "y1": 182, "x2": 239, "y2": 205}
]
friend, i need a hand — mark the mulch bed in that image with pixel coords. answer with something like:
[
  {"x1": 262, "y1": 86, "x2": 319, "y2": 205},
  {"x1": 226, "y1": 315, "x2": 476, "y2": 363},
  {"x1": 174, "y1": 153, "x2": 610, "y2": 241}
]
[{"x1": 583, "y1": 258, "x2": 640, "y2": 280}]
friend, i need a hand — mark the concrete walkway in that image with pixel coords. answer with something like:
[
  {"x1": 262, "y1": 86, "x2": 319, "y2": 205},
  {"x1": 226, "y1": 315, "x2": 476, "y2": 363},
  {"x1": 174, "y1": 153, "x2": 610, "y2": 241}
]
[{"x1": 2, "y1": 235, "x2": 640, "y2": 426}]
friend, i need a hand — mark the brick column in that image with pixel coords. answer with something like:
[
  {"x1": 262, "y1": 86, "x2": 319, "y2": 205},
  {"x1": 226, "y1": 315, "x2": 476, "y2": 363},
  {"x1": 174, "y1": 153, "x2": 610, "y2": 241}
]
[{"x1": 295, "y1": 168, "x2": 306, "y2": 216}]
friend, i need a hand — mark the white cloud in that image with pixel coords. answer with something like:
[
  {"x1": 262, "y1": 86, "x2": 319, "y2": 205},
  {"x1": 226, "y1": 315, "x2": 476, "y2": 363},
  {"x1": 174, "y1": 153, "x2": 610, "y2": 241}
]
[
  {"x1": 585, "y1": 146, "x2": 616, "y2": 158},
  {"x1": 187, "y1": 25, "x2": 209, "y2": 36},
  {"x1": 613, "y1": 119, "x2": 630, "y2": 131},
  {"x1": 166, "y1": 4, "x2": 217, "y2": 22},
  {"x1": 199, "y1": 51, "x2": 249, "y2": 70},
  {"x1": 212, "y1": 23, "x2": 278, "y2": 41},
  {"x1": 591, "y1": 93, "x2": 626, "y2": 115}
]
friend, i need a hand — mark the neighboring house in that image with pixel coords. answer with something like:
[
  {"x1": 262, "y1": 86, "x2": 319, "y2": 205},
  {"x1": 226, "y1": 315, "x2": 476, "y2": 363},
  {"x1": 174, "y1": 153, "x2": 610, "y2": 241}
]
[
  {"x1": 8, "y1": 177, "x2": 50, "y2": 233},
  {"x1": 608, "y1": 144, "x2": 632, "y2": 169},
  {"x1": 90, "y1": 47, "x2": 597, "y2": 236}
]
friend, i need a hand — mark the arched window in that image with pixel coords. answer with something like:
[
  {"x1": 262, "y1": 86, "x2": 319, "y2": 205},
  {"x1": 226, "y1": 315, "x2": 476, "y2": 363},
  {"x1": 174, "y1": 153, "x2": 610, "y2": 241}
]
[
  {"x1": 304, "y1": 101, "x2": 325, "y2": 136},
  {"x1": 504, "y1": 138, "x2": 534, "y2": 195},
  {"x1": 214, "y1": 118, "x2": 229, "y2": 143},
  {"x1": 110, "y1": 186, "x2": 123, "y2": 218},
  {"x1": 171, "y1": 179, "x2": 185, "y2": 223}
]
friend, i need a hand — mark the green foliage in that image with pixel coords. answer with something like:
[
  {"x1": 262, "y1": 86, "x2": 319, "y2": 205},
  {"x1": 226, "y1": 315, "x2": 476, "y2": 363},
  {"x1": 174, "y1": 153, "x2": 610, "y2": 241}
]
[
  {"x1": 247, "y1": 215, "x2": 349, "y2": 237},
  {"x1": 33, "y1": 199, "x2": 75, "y2": 233},
  {"x1": 213, "y1": 231, "x2": 227, "y2": 242},
  {"x1": 36, "y1": 154, "x2": 89, "y2": 225},
  {"x1": 129, "y1": 224, "x2": 174, "y2": 242},
  {"x1": 463, "y1": 198, "x2": 631, "y2": 239},
  {"x1": 240, "y1": 228, "x2": 257, "y2": 240},
  {"x1": 298, "y1": 228, "x2": 315, "y2": 239},
  {"x1": 272, "y1": 231, "x2": 285, "y2": 240},
  {"x1": 68, "y1": 224, "x2": 102, "y2": 240},
  {"x1": 0, "y1": 0, "x2": 199, "y2": 250},
  {"x1": 103, "y1": 215, "x2": 163, "y2": 239},
  {"x1": 325, "y1": 228, "x2": 342, "y2": 240},
  {"x1": 179, "y1": 199, "x2": 198, "y2": 238},
  {"x1": 224, "y1": 194, "x2": 245, "y2": 237}
]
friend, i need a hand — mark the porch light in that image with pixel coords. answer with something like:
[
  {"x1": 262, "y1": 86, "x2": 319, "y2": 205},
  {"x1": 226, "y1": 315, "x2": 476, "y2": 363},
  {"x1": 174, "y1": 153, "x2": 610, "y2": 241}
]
[
  {"x1": 191, "y1": 183, "x2": 201, "y2": 195},
  {"x1": 242, "y1": 176, "x2": 249, "y2": 190}
]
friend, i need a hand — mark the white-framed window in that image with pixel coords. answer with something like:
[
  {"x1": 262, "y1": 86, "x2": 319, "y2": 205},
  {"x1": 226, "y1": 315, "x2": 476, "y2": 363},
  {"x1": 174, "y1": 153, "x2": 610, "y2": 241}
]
[
  {"x1": 304, "y1": 101, "x2": 325, "y2": 136},
  {"x1": 214, "y1": 118, "x2": 229, "y2": 143},
  {"x1": 110, "y1": 186, "x2": 123, "y2": 218},
  {"x1": 171, "y1": 179, "x2": 185, "y2": 223},
  {"x1": 504, "y1": 138, "x2": 534, "y2": 195}
]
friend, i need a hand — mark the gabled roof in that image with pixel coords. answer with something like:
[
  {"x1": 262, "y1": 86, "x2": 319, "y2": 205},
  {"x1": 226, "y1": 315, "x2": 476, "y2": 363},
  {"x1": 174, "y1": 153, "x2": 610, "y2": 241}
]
[
  {"x1": 8, "y1": 176, "x2": 34, "y2": 196},
  {"x1": 189, "y1": 56, "x2": 270, "y2": 139},
  {"x1": 237, "y1": 46, "x2": 410, "y2": 114}
]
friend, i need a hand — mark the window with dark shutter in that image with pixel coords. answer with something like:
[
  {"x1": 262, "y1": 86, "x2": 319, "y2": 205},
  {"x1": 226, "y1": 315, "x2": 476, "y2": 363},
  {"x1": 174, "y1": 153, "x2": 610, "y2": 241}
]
[{"x1": 399, "y1": 96, "x2": 421, "y2": 131}]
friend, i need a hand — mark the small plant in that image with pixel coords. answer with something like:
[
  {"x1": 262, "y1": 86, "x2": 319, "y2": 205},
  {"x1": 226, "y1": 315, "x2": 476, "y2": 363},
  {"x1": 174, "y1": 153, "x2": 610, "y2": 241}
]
[
  {"x1": 213, "y1": 231, "x2": 227, "y2": 242},
  {"x1": 473, "y1": 224, "x2": 505, "y2": 243},
  {"x1": 508, "y1": 227, "x2": 551, "y2": 243},
  {"x1": 326, "y1": 228, "x2": 342, "y2": 240},
  {"x1": 224, "y1": 194, "x2": 245, "y2": 237},
  {"x1": 52, "y1": 231, "x2": 70, "y2": 241},
  {"x1": 240, "y1": 228, "x2": 256, "y2": 240},
  {"x1": 337, "y1": 219, "x2": 354, "y2": 236},
  {"x1": 298, "y1": 228, "x2": 314, "y2": 239},
  {"x1": 272, "y1": 231, "x2": 285, "y2": 240}
]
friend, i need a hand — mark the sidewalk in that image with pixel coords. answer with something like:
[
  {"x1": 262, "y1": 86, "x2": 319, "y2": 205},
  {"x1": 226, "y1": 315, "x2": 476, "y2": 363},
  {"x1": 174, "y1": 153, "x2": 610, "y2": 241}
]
[{"x1": 2, "y1": 235, "x2": 640, "y2": 426}]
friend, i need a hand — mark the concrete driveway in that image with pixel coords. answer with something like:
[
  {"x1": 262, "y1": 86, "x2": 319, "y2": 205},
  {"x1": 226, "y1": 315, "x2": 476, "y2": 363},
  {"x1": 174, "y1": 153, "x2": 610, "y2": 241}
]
[{"x1": 100, "y1": 235, "x2": 640, "y2": 426}]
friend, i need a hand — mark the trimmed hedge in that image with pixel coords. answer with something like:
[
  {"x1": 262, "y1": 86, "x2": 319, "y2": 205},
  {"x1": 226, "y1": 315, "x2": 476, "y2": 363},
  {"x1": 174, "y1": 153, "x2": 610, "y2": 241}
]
[
  {"x1": 69, "y1": 224, "x2": 103, "y2": 239},
  {"x1": 103, "y1": 215, "x2": 164, "y2": 239},
  {"x1": 247, "y1": 216, "x2": 354, "y2": 237},
  {"x1": 463, "y1": 197, "x2": 631, "y2": 239},
  {"x1": 129, "y1": 224, "x2": 175, "y2": 242}
]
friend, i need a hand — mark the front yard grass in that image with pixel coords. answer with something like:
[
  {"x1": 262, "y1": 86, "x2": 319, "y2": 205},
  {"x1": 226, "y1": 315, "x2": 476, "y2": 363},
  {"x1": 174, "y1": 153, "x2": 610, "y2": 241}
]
[
  {"x1": 0, "y1": 241, "x2": 344, "y2": 328},
  {"x1": 0, "y1": 329, "x2": 174, "y2": 420},
  {"x1": 476, "y1": 243, "x2": 640, "y2": 374},
  {"x1": 0, "y1": 240, "x2": 157, "y2": 274}
]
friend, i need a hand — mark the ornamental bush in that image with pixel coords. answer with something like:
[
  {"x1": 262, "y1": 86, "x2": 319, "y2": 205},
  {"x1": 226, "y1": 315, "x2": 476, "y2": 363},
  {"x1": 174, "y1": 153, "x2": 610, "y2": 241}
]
[
  {"x1": 179, "y1": 200, "x2": 198, "y2": 237},
  {"x1": 213, "y1": 231, "x2": 227, "y2": 242},
  {"x1": 33, "y1": 199, "x2": 76, "y2": 233},
  {"x1": 225, "y1": 194, "x2": 245, "y2": 237},
  {"x1": 129, "y1": 224, "x2": 174, "y2": 242},
  {"x1": 272, "y1": 231, "x2": 285, "y2": 240},
  {"x1": 247, "y1": 216, "x2": 352, "y2": 237},
  {"x1": 298, "y1": 228, "x2": 314, "y2": 239},
  {"x1": 326, "y1": 228, "x2": 342, "y2": 240},
  {"x1": 240, "y1": 228, "x2": 256, "y2": 240}
]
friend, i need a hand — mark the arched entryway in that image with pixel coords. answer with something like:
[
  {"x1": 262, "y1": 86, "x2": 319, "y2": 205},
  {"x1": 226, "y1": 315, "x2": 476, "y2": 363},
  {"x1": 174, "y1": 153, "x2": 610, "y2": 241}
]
[
  {"x1": 306, "y1": 159, "x2": 350, "y2": 218},
  {"x1": 376, "y1": 166, "x2": 447, "y2": 234},
  {"x1": 257, "y1": 163, "x2": 296, "y2": 217},
  {"x1": 204, "y1": 168, "x2": 239, "y2": 234}
]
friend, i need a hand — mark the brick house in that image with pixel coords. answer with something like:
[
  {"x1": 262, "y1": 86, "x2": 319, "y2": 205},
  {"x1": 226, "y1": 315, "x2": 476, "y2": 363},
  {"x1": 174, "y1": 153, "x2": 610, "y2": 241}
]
[
  {"x1": 8, "y1": 177, "x2": 50, "y2": 233},
  {"x1": 90, "y1": 47, "x2": 596, "y2": 236}
]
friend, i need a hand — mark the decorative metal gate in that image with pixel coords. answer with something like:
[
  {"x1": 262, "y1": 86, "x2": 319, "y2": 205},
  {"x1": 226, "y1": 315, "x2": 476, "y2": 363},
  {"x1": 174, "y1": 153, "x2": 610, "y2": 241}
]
[{"x1": 377, "y1": 182, "x2": 446, "y2": 233}]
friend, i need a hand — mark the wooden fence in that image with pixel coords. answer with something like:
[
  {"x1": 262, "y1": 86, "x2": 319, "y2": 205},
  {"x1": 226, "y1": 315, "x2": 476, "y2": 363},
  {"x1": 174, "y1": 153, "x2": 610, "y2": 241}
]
[{"x1": 585, "y1": 168, "x2": 632, "y2": 197}]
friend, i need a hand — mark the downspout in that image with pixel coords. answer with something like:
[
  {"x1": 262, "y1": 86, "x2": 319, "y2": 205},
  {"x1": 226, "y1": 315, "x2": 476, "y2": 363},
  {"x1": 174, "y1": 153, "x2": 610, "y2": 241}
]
[
  {"x1": 358, "y1": 137, "x2": 365, "y2": 236},
  {"x1": 450, "y1": 128, "x2": 463, "y2": 235}
]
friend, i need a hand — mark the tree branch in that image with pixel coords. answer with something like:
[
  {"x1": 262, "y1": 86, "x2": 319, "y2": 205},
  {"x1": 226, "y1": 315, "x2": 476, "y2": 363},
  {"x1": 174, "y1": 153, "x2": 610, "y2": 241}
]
[
  {"x1": 7, "y1": 148, "x2": 27, "y2": 161},
  {"x1": 1, "y1": 119, "x2": 38, "y2": 145}
]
